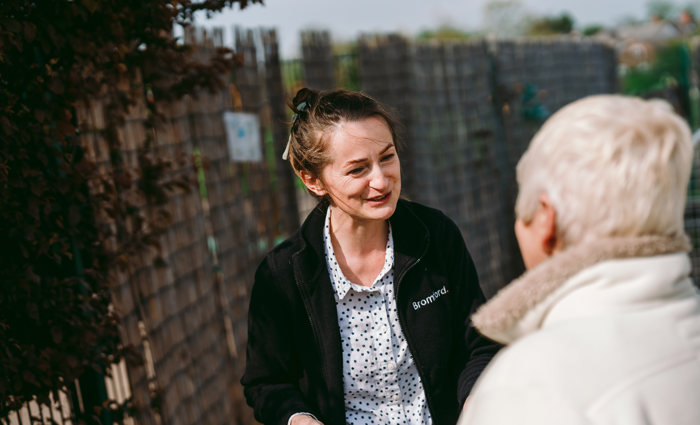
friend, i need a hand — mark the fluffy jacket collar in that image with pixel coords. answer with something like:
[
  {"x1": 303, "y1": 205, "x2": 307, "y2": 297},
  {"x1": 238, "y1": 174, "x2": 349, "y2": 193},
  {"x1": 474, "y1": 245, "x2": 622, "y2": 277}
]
[{"x1": 472, "y1": 234, "x2": 691, "y2": 344}]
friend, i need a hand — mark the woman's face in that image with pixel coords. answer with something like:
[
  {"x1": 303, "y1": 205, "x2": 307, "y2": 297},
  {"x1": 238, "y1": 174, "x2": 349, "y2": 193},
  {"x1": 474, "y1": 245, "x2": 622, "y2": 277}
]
[{"x1": 306, "y1": 116, "x2": 401, "y2": 224}]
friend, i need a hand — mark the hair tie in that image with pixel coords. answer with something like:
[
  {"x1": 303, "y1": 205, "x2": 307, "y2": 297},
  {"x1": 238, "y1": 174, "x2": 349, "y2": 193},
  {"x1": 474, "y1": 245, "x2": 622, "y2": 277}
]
[
  {"x1": 291, "y1": 101, "x2": 308, "y2": 123},
  {"x1": 282, "y1": 134, "x2": 291, "y2": 161},
  {"x1": 284, "y1": 101, "x2": 309, "y2": 160}
]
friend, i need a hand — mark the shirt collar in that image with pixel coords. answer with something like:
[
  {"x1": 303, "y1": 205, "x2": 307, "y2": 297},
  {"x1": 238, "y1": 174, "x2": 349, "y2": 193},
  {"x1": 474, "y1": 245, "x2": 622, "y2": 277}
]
[{"x1": 323, "y1": 207, "x2": 394, "y2": 300}]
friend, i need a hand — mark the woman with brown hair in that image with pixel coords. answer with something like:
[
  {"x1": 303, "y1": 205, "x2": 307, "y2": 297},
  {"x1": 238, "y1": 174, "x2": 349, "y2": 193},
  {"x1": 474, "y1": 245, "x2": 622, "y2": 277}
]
[{"x1": 241, "y1": 88, "x2": 499, "y2": 425}]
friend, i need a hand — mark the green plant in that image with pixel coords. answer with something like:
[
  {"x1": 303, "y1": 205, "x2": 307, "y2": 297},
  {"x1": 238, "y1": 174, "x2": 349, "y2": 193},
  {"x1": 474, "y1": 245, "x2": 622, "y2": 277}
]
[
  {"x1": 623, "y1": 42, "x2": 688, "y2": 94},
  {"x1": 0, "y1": 0, "x2": 260, "y2": 419},
  {"x1": 526, "y1": 13, "x2": 574, "y2": 36},
  {"x1": 583, "y1": 25, "x2": 604, "y2": 36},
  {"x1": 416, "y1": 25, "x2": 475, "y2": 41}
]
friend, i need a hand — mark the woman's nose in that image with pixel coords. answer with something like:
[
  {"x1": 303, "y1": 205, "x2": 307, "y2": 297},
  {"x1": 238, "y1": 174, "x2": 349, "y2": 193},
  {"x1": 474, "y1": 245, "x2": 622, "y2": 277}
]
[{"x1": 368, "y1": 165, "x2": 389, "y2": 190}]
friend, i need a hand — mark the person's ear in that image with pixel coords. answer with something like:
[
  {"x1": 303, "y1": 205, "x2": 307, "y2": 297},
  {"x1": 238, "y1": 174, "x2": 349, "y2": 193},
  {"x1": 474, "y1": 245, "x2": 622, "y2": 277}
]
[
  {"x1": 536, "y1": 193, "x2": 558, "y2": 256},
  {"x1": 299, "y1": 171, "x2": 326, "y2": 197}
]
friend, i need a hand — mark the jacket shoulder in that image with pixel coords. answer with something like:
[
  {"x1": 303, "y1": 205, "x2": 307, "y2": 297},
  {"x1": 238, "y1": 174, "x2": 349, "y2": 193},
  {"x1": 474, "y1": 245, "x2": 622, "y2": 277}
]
[
  {"x1": 398, "y1": 198, "x2": 444, "y2": 217},
  {"x1": 397, "y1": 199, "x2": 460, "y2": 236},
  {"x1": 258, "y1": 231, "x2": 303, "y2": 274}
]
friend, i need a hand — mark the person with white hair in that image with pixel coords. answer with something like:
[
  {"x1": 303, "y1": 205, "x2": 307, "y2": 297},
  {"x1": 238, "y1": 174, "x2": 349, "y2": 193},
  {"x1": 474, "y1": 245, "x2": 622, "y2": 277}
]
[{"x1": 458, "y1": 94, "x2": 700, "y2": 425}]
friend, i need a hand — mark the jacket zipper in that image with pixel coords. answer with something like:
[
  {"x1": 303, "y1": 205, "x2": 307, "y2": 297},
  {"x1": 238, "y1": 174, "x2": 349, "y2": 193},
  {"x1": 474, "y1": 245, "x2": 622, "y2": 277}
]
[{"x1": 395, "y1": 256, "x2": 440, "y2": 420}]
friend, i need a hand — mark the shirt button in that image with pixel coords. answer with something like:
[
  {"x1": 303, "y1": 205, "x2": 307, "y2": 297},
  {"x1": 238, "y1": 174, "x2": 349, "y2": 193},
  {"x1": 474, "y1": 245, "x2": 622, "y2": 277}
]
[
  {"x1": 387, "y1": 362, "x2": 396, "y2": 371},
  {"x1": 391, "y1": 394, "x2": 400, "y2": 402},
  {"x1": 380, "y1": 325, "x2": 389, "y2": 334}
]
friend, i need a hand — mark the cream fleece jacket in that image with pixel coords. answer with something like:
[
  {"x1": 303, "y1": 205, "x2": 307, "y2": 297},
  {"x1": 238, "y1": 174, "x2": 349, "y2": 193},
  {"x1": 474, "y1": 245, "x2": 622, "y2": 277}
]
[{"x1": 459, "y1": 235, "x2": 700, "y2": 425}]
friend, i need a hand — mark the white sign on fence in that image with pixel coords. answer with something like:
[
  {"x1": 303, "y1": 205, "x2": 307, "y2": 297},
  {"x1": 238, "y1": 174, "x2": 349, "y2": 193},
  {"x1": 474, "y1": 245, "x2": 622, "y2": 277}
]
[{"x1": 223, "y1": 111, "x2": 262, "y2": 162}]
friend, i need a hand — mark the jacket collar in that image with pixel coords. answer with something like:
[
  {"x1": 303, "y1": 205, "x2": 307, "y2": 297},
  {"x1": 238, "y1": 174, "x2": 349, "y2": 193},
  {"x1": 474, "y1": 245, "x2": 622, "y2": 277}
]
[
  {"x1": 472, "y1": 234, "x2": 692, "y2": 345},
  {"x1": 296, "y1": 198, "x2": 429, "y2": 282},
  {"x1": 297, "y1": 200, "x2": 330, "y2": 283},
  {"x1": 389, "y1": 199, "x2": 430, "y2": 280}
]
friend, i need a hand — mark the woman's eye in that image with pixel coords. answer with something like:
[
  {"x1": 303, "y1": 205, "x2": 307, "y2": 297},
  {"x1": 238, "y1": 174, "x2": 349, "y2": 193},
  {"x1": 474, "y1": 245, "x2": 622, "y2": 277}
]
[
  {"x1": 348, "y1": 167, "x2": 364, "y2": 175},
  {"x1": 381, "y1": 153, "x2": 395, "y2": 162}
]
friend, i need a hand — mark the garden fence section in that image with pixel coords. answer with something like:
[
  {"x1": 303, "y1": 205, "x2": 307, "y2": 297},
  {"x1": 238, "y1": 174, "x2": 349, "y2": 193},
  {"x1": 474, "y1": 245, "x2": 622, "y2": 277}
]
[
  {"x1": 74, "y1": 28, "x2": 294, "y2": 425},
  {"x1": 81, "y1": 28, "x2": 700, "y2": 425},
  {"x1": 685, "y1": 41, "x2": 700, "y2": 286},
  {"x1": 300, "y1": 33, "x2": 618, "y2": 297},
  {"x1": 13, "y1": 27, "x2": 700, "y2": 425},
  {"x1": 687, "y1": 138, "x2": 700, "y2": 286}
]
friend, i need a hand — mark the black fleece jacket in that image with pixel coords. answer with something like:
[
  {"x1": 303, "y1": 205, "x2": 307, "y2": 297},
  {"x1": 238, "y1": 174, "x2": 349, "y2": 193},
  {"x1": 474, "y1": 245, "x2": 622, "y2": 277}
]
[{"x1": 241, "y1": 199, "x2": 500, "y2": 425}]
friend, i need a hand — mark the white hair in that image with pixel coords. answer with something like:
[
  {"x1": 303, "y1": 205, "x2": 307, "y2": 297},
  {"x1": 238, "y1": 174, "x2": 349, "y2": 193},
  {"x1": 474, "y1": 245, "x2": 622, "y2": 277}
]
[{"x1": 515, "y1": 94, "x2": 692, "y2": 247}]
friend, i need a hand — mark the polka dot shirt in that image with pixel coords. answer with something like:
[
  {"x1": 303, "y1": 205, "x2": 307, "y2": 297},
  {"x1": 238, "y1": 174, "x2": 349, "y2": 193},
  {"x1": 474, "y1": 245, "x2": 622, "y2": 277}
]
[{"x1": 323, "y1": 208, "x2": 432, "y2": 425}]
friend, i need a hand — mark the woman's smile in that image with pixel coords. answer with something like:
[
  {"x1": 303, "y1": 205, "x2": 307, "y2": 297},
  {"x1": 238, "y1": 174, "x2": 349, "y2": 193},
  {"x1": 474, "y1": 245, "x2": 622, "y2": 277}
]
[
  {"x1": 305, "y1": 116, "x2": 401, "y2": 225},
  {"x1": 367, "y1": 192, "x2": 391, "y2": 203}
]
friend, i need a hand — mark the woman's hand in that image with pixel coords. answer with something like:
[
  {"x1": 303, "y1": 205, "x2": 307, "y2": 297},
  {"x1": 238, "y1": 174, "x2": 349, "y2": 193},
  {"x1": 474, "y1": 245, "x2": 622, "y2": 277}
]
[{"x1": 290, "y1": 414, "x2": 324, "y2": 425}]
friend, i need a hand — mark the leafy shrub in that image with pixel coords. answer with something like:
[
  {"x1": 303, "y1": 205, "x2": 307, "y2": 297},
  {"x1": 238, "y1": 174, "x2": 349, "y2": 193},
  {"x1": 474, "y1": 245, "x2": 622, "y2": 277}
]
[{"x1": 0, "y1": 0, "x2": 260, "y2": 418}]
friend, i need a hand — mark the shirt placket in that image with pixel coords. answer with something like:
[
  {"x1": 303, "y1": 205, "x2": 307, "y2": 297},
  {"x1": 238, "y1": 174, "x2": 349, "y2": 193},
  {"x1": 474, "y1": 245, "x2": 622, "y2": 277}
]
[{"x1": 370, "y1": 284, "x2": 404, "y2": 424}]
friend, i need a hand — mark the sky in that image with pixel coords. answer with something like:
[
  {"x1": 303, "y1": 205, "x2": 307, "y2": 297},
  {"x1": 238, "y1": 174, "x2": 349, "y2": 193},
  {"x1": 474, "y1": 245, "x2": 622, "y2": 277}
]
[{"x1": 193, "y1": 0, "x2": 697, "y2": 57}]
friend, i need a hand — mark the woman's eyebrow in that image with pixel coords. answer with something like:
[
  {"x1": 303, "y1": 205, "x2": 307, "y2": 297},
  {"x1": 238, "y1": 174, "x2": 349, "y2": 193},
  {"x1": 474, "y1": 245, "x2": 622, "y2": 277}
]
[
  {"x1": 379, "y1": 143, "x2": 395, "y2": 154},
  {"x1": 343, "y1": 142, "x2": 394, "y2": 166}
]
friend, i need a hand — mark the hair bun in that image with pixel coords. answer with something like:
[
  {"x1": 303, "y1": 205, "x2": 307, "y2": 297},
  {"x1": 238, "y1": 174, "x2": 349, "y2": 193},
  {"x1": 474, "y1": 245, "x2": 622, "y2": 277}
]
[{"x1": 292, "y1": 88, "x2": 319, "y2": 113}]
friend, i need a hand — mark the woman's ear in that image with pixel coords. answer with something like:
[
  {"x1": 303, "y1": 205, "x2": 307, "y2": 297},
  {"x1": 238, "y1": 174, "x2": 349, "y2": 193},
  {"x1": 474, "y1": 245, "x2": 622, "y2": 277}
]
[{"x1": 299, "y1": 171, "x2": 326, "y2": 197}]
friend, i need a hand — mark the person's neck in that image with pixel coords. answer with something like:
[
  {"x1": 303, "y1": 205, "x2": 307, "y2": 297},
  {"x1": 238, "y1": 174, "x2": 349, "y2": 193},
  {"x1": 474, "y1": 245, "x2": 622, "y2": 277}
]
[{"x1": 328, "y1": 206, "x2": 388, "y2": 257}]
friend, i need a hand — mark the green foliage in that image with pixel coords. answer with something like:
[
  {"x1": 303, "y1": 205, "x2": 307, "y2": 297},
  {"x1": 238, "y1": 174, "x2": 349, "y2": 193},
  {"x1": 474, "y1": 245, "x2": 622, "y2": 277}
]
[
  {"x1": 526, "y1": 13, "x2": 574, "y2": 36},
  {"x1": 281, "y1": 58, "x2": 304, "y2": 98},
  {"x1": 331, "y1": 40, "x2": 358, "y2": 55},
  {"x1": 0, "y1": 0, "x2": 260, "y2": 418},
  {"x1": 583, "y1": 25, "x2": 605, "y2": 36},
  {"x1": 520, "y1": 83, "x2": 551, "y2": 122},
  {"x1": 417, "y1": 25, "x2": 474, "y2": 41},
  {"x1": 333, "y1": 43, "x2": 361, "y2": 91},
  {"x1": 622, "y1": 42, "x2": 687, "y2": 95}
]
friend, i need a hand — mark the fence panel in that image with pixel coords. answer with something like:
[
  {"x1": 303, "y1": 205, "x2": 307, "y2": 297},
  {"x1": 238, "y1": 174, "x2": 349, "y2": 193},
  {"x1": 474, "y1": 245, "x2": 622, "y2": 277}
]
[
  {"x1": 301, "y1": 31, "x2": 336, "y2": 91},
  {"x1": 2, "y1": 388, "x2": 77, "y2": 425},
  {"x1": 14, "y1": 26, "x2": 700, "y2": 425},
  {"x1": 686, "y1": 136, "x2": 700, "y2": 287},
  {"x1": 324, "y1": 33, "x2": 618, "y2": 296},
  {"x1": 494, "y1": 38, "x2": 618, "y2": 174},
  {"x1": 263, "y1": 29, "x2": 301, "y2": 236},
  {"x1": 60, "y1": 26, "x2": 295, "y2": 425}
]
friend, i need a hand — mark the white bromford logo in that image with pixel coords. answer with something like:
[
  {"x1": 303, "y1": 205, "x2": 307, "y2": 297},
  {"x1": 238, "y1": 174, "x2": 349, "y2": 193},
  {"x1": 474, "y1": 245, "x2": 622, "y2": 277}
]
[{"x1": 412, "y1": 285, "x2": 448, "y2": 310}]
